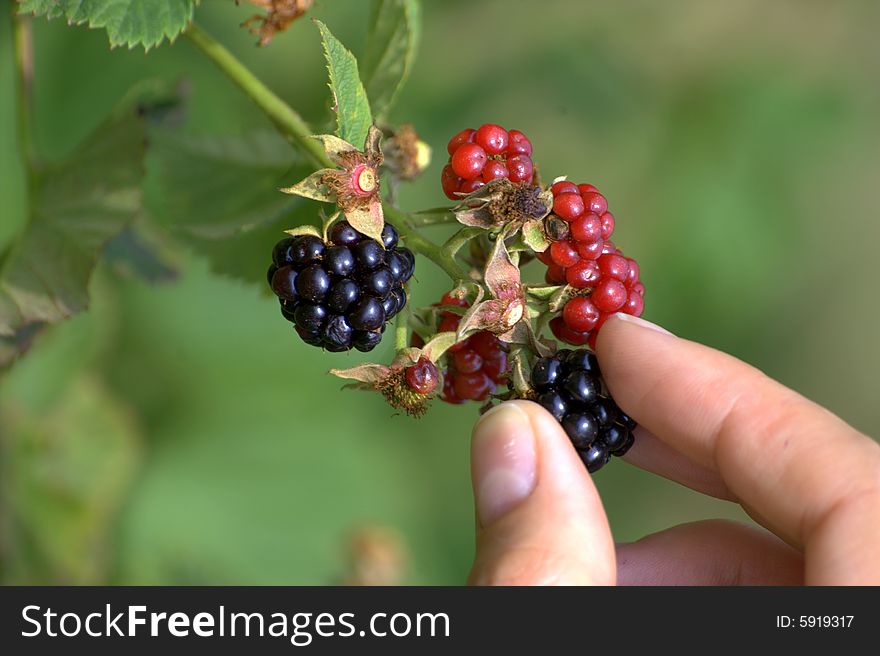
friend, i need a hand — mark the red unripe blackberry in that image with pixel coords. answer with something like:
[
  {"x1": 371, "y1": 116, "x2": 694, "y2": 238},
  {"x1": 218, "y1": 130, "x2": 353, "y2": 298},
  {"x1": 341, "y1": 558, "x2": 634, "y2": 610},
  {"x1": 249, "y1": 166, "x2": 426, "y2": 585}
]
[
  {"x1": 538, "y1": 179, "x2": 645, "y2": 347},
  {"x1": 454, "y1": 372, "x2": 492, "y2": 401},
  {"x1": 441, "y1": 164, "x2": 462, "y2": 199},
  {"x1": 474, "y1": 123, "x2": 509, "y2": 155},
  {"x1": 468, "y1": 330, "x2": 501, "y2": 358},
  {"x1": 625, "y1": 258, "x2": 640, "y2": 286},
  {"x1": 459, "y1": 179, "x2": 485, "y2": 194},
  {"x1": 506, "y1": 155, "x2": 534, "y2": 183},
  {"x1": 582, "y1": 191, "x2": 608, "y2": 215},
  {"x1": 430, "y1": 291, "x2": 510, "y2": 404},
  {"x1": 552, "y1": 193, "x2": 586, "y2": 221},
  {"x1": 549, "y1": 241, "x2": 580, "y2": 268},
  {"x1": 447, "y1": 128, "x2": 475, "y2": 155},
  {"x1": 562, "y1": 297, "x2": 600, "y2": 332},
  {"x1": 453, "y1": 349, "x2": 483, "y2": 374},
  {"x1": 545, "y1": 263, "x2": 567, "y2": 285},
  {"x1": 570, "y1": 213, "x2": 602, "y2": 243},
  {"x1": 405, "y1": 358, "x2": 439, "y2": 395},
  {"x1": 591, "y1": 278, "x2": 628, "y2": 312},
  {"x1": 441, "y1": 124, "x2": 535, "y2": 197},
  {"x1": 482, "y1": 160, "x2": 509, "y2": 182},
  {"x1": 507, "y1": 129, "x2": 532, "y2": 156},
  {"x1": 597, "y1": 253, "x2": 630, "y2": 282},
  {"x1": 481, "y1": 350, "x2": 508, "y2": 383},
  {"x1": 440, "y1": 291, "x2": 469, "y2": 308},
  {"x1": 451, "y1": 143, "x2": 488, "y2": 179},
  {"x1": 624, "y1": 291, "x2": 645, "y2": 317},
  {"x1": 536, "y1": 249, "x2": 555, "y2": 266},
  {"x1": 577, "y1": 183, "x2": 598, "y2": 195},
  {"x1": 576, "y1": 240, "x2": 604, "y2": 260},
  {"x1": 442, "y1": 375, "x2": 462, "y2": 404},
  {"x1": 565, "y1": 259, "x2": 601, "y2": 288},
  {"x1": 600, "y1": 212, "x2": 615, "y2": 240},
  {"x1": 550, "y1": 316, "x2": 589, "y2": 345},
  {"x1": 551, "y1": 180, "x2": 578, "y2": 195},
  {"x1": 438, "y1": 314, "x2": 460, "y2": 334}
]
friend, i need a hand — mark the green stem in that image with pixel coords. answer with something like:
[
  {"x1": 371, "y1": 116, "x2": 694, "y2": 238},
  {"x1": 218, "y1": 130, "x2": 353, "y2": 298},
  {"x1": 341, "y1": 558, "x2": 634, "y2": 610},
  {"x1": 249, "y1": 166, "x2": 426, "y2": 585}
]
[
  {"x1": 407, "y1": 209, "x2": 457, "y2": 227},
  {"x1": 184, "y1": 21, "x2": 472, "y2": 286},
  {"x1": 384, "y1": 204, "x2": 470, "y2": 282},
  {"x1": 442, "y1": 227, "x2": 482, "y2": 258},
  {"x1": 394, "y1": 306, "x2": 408, "y2": 351},
  {"x1": 11, "y1": 9, "x2": 35, "y2": 175},
  {"x1": 184, "y1": 22, "x2": 332, "y2": 169}
]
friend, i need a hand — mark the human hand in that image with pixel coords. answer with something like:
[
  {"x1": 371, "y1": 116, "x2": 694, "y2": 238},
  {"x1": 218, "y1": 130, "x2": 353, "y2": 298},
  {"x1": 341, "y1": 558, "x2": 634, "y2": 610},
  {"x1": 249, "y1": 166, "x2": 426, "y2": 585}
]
[{"x1": 467, "y1": 314, "x2": 880, "y2": 585}]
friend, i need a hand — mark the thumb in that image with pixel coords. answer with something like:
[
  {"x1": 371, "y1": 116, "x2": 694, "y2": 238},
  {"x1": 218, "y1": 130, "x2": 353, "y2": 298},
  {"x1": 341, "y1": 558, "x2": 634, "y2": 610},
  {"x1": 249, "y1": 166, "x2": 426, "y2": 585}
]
[{"x1": 467, "y1": 400, "x2": 616, "y2": 585}]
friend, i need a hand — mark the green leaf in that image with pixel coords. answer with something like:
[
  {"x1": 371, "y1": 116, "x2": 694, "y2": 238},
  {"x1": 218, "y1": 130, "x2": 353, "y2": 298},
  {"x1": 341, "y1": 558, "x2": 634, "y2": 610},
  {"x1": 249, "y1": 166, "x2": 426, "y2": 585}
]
[
  {"x1": 0, "y1": 87, "x2": 177, "y2": 367},
  {"x1": 315, "y1": 20, "x2": 373, "y2": 148},
  {"x1": 102, "y1": 220, "x2": 180, "y2": 284},
  {"x1": 521, "y1": 219, "x2": 549, "y2": 252},
  {"x1": 147, "y1": 129, "x2": 305, "y2": 239},
  {"x1": 0, "y1": 375, "x2": 141, "y2": 584},
  {"x1": 145, "y1": 129, "x2": 313, "y2": 285},
  {"x1": 19, "y1": 0, "x2": 198, "y2": 50},
  {"x1": 361, "y1": 0, "x2": 421, "y2": 120}
]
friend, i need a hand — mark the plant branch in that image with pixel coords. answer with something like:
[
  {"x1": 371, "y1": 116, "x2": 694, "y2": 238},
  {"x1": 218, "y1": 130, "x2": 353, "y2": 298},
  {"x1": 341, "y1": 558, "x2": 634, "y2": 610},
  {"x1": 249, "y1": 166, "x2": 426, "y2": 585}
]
[
  {"x1": 11, "y1": 8, "x2": 35, "y2": 174},
  {"x1": 383, "y1": 204, "x2": 470, "y2": 282},
  {"x1": 394, "y1": 305, "x2": 409, "y2": 351},
  {"x1": 184, "y1": 22, "x2": 472, "y2": 286},
  {"x1": 408, "y1": 209, "x2": 457, "y2": 227},
  {"x1": 184, "y1": 22, "x2": 332, "y2": 169},
  {"x1": 442, "y1": 227, "x2": 482, "y2": 259}
]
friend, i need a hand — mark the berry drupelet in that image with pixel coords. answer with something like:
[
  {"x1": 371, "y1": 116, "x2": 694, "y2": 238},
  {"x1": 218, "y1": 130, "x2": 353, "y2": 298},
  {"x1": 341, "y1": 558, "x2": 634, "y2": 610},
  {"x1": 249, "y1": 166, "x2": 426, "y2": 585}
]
[
  {"x1": 530, "y1": 349, "x2": 636, "y2": 473},
  {"x1": 537, "y1": 181, "x2": 645, "y2": 348},
  {"x1": 267, "y1": 220, "x2": 415, "y2": 352},
  {"x1": 441, "y1": 124, "x2": 536, "y2": 200}
]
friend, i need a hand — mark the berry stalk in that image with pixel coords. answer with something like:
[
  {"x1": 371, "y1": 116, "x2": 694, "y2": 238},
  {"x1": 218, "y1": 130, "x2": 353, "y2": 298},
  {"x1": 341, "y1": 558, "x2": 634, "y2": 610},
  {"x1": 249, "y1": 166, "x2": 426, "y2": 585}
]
[
  {"x1": 184, "y1": 22, "x2": 333, "y2": 170},
  {"x1": 383, "y1": 204, "x2": 470, "y2": 282},
  {"x1": 186, "y1": 23, "x2": 474, "y2": 289}
]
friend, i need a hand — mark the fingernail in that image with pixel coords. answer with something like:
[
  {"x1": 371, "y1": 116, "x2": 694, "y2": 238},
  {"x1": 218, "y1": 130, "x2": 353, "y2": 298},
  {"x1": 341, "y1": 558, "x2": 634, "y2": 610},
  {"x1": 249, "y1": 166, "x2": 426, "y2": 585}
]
[
  {"x1": 611, "y1": 313, "x2": 674, "y2": 335},
  {"x1": 471, "y1": 402, "x2": 537, "y2": 526}
]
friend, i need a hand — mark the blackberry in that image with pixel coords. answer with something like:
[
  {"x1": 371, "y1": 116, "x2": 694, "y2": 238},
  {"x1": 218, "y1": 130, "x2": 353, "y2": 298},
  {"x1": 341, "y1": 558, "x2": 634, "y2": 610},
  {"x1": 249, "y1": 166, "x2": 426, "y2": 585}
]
[
  {"x1": 530, "y1": 348, "x2": 636, "y2": 474},
  {"x1": 267, "y1": 220, "x2": 414, "y2": 351}
]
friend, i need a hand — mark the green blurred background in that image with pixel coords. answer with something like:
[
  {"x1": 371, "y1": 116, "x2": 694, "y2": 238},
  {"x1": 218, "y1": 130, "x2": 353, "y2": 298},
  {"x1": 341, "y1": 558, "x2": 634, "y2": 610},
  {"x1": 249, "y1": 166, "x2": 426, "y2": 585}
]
[{"x1": 1, "y1": 0, "x2": 878, "y2": 584}]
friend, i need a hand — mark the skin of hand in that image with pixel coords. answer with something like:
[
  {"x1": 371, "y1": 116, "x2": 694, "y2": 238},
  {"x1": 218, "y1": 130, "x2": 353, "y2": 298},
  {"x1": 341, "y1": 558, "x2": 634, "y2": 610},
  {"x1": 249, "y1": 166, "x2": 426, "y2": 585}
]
[{"x1": 467, "y1": 313, "x2": 880, "y2": 585}]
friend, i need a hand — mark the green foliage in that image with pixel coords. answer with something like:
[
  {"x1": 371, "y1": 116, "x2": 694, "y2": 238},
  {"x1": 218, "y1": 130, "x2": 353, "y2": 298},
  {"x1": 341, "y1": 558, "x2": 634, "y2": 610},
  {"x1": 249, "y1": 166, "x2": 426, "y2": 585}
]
[
  {"x1": 0, "y1": 375, "x2": 141, "y2": 584},
  {"x1": 145, "y1": 129, "x2": 312, "y2": 284},
  {"x1": 18, "y1": 0, "x2": 199, "y2": 50},
  {"x1": 361, "y1": 0, "x2": 421, "y2": 120},
  {"x1": 0, "y1": 87, "x2": 178, "y2": 368},
  {"x1": 102, "y1": 220, "x2": 180, "y2": 284},
  {"x1": 315, "y1": 20, "x2": 373, "y2": 148}
]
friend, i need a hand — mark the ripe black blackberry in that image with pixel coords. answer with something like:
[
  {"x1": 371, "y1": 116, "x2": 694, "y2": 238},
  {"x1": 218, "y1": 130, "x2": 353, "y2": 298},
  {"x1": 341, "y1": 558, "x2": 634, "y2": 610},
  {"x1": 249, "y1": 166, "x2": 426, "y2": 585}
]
[
  {"x1": 267, "y1": 221, "x2": 414, "y2": 352},
  {"x1": 530, "y1": 349, "x2": 636, "y2": 473}
]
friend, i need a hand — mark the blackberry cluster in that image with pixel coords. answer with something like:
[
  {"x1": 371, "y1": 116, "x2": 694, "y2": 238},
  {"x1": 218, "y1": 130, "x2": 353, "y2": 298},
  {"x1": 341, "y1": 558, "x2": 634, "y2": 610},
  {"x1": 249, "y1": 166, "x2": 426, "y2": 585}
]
[
  {"x1": 536, "y1": 180, "x2": 645, "y2": 349},
  {"x1": 441, "y1": 123, "x2": 535, "y2": 200},
  {"x1": 531, "y1": 349, "x2": 636, "y2": 473},
  {"x1": 411, "y1": 292, "x2": 509, "y2": 403},
  {"x1": 267, "y1": 220, "x2": 414, "y2": 352}
]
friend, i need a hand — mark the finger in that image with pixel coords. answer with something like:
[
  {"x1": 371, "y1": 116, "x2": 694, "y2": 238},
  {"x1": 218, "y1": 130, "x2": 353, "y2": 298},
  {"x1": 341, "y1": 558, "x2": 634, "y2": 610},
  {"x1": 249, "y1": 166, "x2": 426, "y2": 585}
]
[
  {"x1": 468, "y1": 400, "x2": 616, "y2": 585},
  {"x1": 597, "y1": 313, "x2": 880, "y2": 584},
  {"x1": 623, "y1": 426, "x2": 735, "y2": 501},
  {"x1": 616, "y1": 520, "x2": 804, "y2": 585}
]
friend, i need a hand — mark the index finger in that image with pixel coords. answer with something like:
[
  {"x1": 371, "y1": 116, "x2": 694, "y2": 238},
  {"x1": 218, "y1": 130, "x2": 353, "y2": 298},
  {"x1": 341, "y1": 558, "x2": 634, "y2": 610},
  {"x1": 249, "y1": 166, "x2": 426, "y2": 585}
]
[{"x1": 596, "y1": 313, "x2": 880, "y2": 584}]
